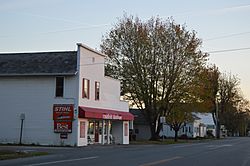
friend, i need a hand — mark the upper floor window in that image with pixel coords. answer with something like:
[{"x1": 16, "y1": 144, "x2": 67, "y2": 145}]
[
  {"x1": 55, "y1": 77, "x2": 64, "y2": 97},
  {"x1": 95, "y1": 81, "x2": 100, "y2": 100},
  {"x1": 82, "y1": 78, "x2": 90, "y2": 99}
]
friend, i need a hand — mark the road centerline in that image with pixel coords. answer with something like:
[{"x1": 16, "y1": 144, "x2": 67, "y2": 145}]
[
  {"x1": 25, "y1": 156, "x2": 99, "y2": 166},
  {"x1": 139, "y1": 156, "x2": 182, "y2": 166}
]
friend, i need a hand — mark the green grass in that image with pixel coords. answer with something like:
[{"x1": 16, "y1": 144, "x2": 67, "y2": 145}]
[
  {"x1": 130, "y1": 139, "x2": 189, "y2": 145},
  {"x1": 130, "y1": 138, "x2": 215, "y2": 145},
  {"x1": 0, "y1": 150, "x2": 48, "y2": 160}
]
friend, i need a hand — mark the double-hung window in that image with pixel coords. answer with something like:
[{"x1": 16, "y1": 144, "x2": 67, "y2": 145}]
[
  {"x1": 55, "y1": 77, "x2": 64, "y2": 97},
  {"x1": 95, "y1": 81, "x2": 100, "y2": 100},
  {"x1": 82, "y1": 78, "x2": 90, "y2": 99}
]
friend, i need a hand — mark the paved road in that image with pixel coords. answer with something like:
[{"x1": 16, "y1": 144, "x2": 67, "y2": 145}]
[{"x1": 1, "y1": 137, "x2": 250, "y2": 166}]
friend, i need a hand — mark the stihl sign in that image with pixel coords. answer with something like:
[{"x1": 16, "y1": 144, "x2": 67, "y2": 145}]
[
  {"x1": 53, "y1": 104, "x2": 74, "y2": 121},
  {"x1": 53, "y1": 104, "x2": 74, "y2": 134}
]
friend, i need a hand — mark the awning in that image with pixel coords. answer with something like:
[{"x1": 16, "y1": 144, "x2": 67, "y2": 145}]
[{"x1": 78, "y1": 106, "x2": 134, "y2": 121}]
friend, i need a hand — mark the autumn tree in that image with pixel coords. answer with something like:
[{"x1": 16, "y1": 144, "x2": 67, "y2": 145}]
[
  {"x1": 165, "y1": 104, "x2": 196, "y2": 142},
  {"x1": 220, "y1": 103, "x2": 249, "y2": 136},
  {"x1": 101, "y1": 15, "x2": 208, "y2": 140},
  {"x1": 161, "y1": 65, "x2": 219, "y2": 141},
  {"x1": 217, "y1": 73, "x2": 250, "y2": 136},
  {"x1": 194, "y1": 65, "x2": 220, "y2": 137}
]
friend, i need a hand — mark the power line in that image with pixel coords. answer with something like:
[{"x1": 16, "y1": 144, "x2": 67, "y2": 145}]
[
  {"x1": 40, "y1": 24, "x2": 110, "y2": 35},
  {"x1": 204, "y1": 31, "x2": 250, "y2": 41},
  {"x1": 0, "y1": 24, "x2": 110, "y2": 38},
  {"x1": 208, "y1": 47, "x2": 250, "y2": 54}
]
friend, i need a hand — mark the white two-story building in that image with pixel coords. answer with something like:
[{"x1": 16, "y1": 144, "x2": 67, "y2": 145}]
[{"x1": 0, "y1": 43, "x2": 133, "y2": 146}]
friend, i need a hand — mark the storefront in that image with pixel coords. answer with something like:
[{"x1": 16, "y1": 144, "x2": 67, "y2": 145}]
[
  {"x1": 87, "y1": 120, "x2": 112, "y2": 144},
  {"x1": 0, "y1": 43, "x2": 133, "y2": 146},
  {"x1": 78, "y1": 106, "x2": 134, "y2": 145}
]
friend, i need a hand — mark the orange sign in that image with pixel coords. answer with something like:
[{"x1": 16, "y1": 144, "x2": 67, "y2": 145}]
[{"x1": 53, "y1": 104, "x2": 74, "y2": 120}]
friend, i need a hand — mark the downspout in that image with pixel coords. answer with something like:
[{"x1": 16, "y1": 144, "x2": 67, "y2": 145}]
[{"x1": 75, "y1": 44, "x2": 81, "y2": 146}]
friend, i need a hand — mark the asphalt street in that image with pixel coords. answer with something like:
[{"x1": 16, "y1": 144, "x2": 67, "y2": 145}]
[{"x1": 1, "y1": 137, "x2": 250, "y2": 166}]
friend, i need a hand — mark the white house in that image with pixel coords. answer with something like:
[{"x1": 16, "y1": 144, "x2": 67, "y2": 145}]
[
  {"x1": 130, "y1": 109, "x2": 213, "y2": 140},
  {"x1": 160, "y1": 113, "x2": 216, "y2": 138},
  {"x1": 160, "y1": 118, "x2": 207, "y2": 138},
  {"x1": 0, "y1": 43, "x2": 134, "y2": 146}
]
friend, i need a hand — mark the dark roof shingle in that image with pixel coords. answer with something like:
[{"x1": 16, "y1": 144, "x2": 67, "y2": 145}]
[{"x1": 0, "y1": 51, "x2": 77, "y2": 76}]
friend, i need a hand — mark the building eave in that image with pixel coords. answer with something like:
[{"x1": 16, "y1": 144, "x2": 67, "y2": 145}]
[
  {"x1": 0, "y1": 71, "x2": 78, "y2": 77},
  {"x1": 77, "y1": 43, "x2": 106, "y2": 57}
]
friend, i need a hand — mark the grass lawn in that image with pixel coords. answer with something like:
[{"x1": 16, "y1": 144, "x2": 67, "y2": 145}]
[
  {"x1": 130, "y1": 138, "x2": 214, "y2": 145},
  {"x1": 130, "y1": 139, "x2": 189, "y2": 145},
  {"x1": 0, "y1": 150, "x2": 48, "y2": 160}
]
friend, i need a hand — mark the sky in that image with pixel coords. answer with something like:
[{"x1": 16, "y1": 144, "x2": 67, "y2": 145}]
[{"x1": 0, "y1": 0, "x2": 250, "y2": 99}]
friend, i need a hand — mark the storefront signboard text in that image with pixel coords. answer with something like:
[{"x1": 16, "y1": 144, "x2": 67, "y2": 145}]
[
  {"x1": 53, "y1": 104, "x2": 74, "y2": 120},
  {"x1": 103, "y1": 114, "x2": 122, "y2": 120},
  {"x1": 54, "y1": 121, "x2": 72, "y2": 133}
]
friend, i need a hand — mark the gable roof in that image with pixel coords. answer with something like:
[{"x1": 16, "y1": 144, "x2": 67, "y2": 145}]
[
  {"x1": 0, "y1": 51, "x2": 77, "y2": 76},
  {"x1": 77, "y1": 43, "x2": 106, "y2": 57}
]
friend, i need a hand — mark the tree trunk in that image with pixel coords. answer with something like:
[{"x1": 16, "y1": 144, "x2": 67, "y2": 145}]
[
  {"x1": 146, "y1": 111, "x2": 161, "y2": 140},
  {"x1": 155, "y1": 118, "x2": 162, "y2": 136},
  {"x1": 212, "y1": 107, "x2": 220, "y2": 139},
  {"x1": 212, "y1": 112, "x2": 217, "y2": 127},
  {"x1": 174, "y1": 130, "x2": 178, "y2": 142},
  {"x1": 216, "y1": 121, "x2": 220, "y2": 139},
  {"x1": 149, "y1": 122, "x2": 159, "y2": 140}
]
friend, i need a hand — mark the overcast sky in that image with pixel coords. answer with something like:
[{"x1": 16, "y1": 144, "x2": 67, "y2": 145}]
[{"x1": 1, "y1": 0, "x2": 250, "y2": 99}]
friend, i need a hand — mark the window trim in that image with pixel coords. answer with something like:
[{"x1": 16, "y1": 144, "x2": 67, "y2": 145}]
[
  {"x1": 82, "y1": 78, "x2": 90, "y2": 99},
  {"x1": 55, "y1": 76, "x2": 64, "y2": 98}
]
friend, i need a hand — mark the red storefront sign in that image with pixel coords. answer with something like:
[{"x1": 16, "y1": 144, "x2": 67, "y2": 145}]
[
  {"x1": 54, "y1": 121, "x2": 72, "y2": 133},
  {"x1": 53, "y1": 104, "x2": 74, "y2": 121}
]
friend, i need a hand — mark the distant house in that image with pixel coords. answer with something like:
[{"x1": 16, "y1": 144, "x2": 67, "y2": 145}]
[
  {"x1": 130, "y1": 109, "x2": 214, "y2": 140},
  {"x1": 129, "y1": 109, "x2": 151, "y2": 140},
  {"x1": 160, "y1": 116, "x2": 207, "y2": 138},
  {"x1": 0, "y1": 43, "x2": 134, "y2": 146},
  {"x1": 207, "y1": 124, "x2": 216, "y2": 137}
]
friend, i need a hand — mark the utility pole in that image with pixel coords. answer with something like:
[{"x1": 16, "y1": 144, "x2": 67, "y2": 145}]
[
  {"x1": 160, "y1": 116, "x2": 166, "y2": 142},
  {"x1": 215, "y1": 97, "x2": 220, "y2": 139}
]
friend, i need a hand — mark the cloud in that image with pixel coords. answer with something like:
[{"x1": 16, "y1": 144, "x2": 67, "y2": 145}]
[
  {"x1": 204, "y1": 4, "x2": 250, "y2": 15},
  {"x1": 40, "y1": 24, "x2": 110, "y2": 35}
]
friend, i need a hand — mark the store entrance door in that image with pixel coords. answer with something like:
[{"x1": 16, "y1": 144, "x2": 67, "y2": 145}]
[{"x1": 88, "y1": 120, "x2": 113, "y2": 144}]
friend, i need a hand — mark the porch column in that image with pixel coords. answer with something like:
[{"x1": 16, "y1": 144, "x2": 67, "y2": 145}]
[
  {"x1": 101, "y1": 120, "x2": 105, "y2": 145},
  {"x1": 107, "y1": 120, "x2": 110, "y2": 144}
]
